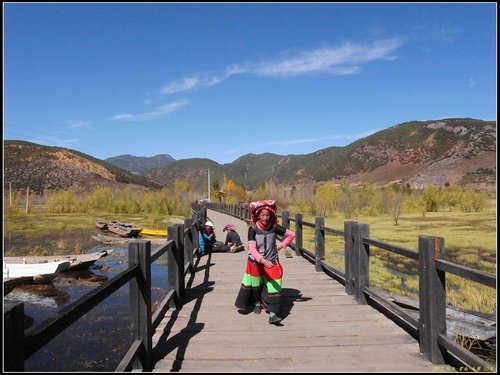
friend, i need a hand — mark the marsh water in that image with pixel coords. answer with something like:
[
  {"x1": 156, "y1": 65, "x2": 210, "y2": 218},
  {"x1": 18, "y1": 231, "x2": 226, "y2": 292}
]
[{"x1": 5, "y1": 244, "x2": 169, "y2": 372}]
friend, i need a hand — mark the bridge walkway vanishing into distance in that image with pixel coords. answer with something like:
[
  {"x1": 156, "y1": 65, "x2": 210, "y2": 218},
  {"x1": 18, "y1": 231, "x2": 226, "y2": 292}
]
[{"x1": 151, "y1": 209, "x2": 435, "y2": 372}]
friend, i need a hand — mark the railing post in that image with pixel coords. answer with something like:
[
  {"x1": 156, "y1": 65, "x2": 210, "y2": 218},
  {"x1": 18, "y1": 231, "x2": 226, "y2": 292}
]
[
  {"x1": 294, "y1": 213, "x2": 303, "y2": 256},
  {"x1": 184, "y1": 218, "x2": 194, "y2": 274},
  {"x1": 353, "y1": 223, "x2": 369, "y2": 304},
  {"x1": 176, "y1": 224, "x2": 185, "y2": 298},
  {"x1": 245, "y1": 205, "x2": 250, "y2": 221},
  {"x1": 344, "y1": 221, "x2": 356, "y2": 295},
  {"x1": 128, "y1": 240, "x2": 152, "y2": 370},
  {"x1": 282, "y1": 211, "x2": 290, "y2": 229},
  {"x1": 4, "y1": 301, "x2": 25, "y2": 371},
  {"x1": 418, "y1": 236, "x2": 446, "y2": 364},
  {"x1": 195, "y1": 205, "x2": 207, "y2": 229},
  {"x1": 167, "y1": 225, "x2": 181, "y2": 309},
  {"x1": 314, "y1": 216, "x2": 325, "y2": 272}
]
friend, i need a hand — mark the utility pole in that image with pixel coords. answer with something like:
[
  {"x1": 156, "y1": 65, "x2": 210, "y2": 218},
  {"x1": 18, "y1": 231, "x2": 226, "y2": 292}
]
[
  {"x1": 25, "y1": 186, "x2": 29, "y2": 214},
  {"x1": 208, "y1": 168, "x2": 211, "y2": 202}
]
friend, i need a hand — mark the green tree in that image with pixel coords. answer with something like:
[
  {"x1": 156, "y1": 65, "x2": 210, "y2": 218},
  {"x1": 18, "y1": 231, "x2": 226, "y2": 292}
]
[
  {"x1": 85, "y1": 186, "x2": 114, "y2": 211},
  {"x1": 314, "y1": 181, "x2": 338, "y2": 216},
  {"x1": 442, "y1": 184, "x2": 463, "y2": 212},
  {"x1": 459, "y1": 189, "x2": 486, "y2": 212},
  {"x1": 47, "y1": 190, "x2": 75, "y2": 213},
  {"x1": 335, "y1": 180, "x2": 357, "y2": 219},
  {"x1": 358, "y1": 184, "x2": 384, "y2": 216},
  {"x1": 174, "y1": 179, "x2": 190, "y2": 194},
  {"x1": 423, "y1": 186, "x2": 440, "y2": 212}
]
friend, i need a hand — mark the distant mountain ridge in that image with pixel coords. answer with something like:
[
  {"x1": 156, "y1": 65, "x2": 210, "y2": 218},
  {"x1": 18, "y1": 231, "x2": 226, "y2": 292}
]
[
  {"x1": 3, "y1": 141, "x2": 162, "y2": 193},
  {"x1": 105, "y1": 154, "x2": 175, "y2": 174},
  {"x1": 3, "y1": 118, "x2": 496, "y2": 194},
  {"x1": 142, "y1": 118, "x2": 496, "y2": 191}
]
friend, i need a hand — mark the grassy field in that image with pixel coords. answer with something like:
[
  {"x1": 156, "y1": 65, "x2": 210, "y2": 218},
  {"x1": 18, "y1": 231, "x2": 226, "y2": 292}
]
[
  {"x1": 4, "y1": 202, "x2": 496, "y2": 314},
  {"x1": 294, "y1": 203, "x2": 496, "y2": 314},
  {"x1": 3, "y1": 208, "x2": 184, "y2": 257}
]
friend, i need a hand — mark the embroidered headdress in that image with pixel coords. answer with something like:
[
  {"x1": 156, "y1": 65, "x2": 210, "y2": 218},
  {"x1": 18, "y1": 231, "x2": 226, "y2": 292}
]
[{"x1": 249, "y1": 199, "x2": 277, "y2": 224}]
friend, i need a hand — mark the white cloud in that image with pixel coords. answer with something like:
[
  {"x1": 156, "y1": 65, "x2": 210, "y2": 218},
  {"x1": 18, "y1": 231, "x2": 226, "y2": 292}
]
[
  {"x1": 161, "y1": 77, "x2": 200, "y2": 95},
  {"x1": 63, "y1": 120, "x2": 91, "y2": 129},
  {"x1": 250, "y1": 39, "x2": 403, "y2": 77},
  {"x1": 111, "y1": 99, "x2": 189, "y2": 122},
  {"x1": 160, "y1": 74, "x2": 228, "y2": 95},
  {"x1": 264, "y1": 130, "x2": 382, "y2": 148},
  {"x1": 159, "y1": 37, "x2": 405, "y2": 95}
]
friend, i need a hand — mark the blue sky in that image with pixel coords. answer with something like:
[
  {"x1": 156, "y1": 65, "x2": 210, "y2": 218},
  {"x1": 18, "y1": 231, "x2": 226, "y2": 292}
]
[{"x1": 3, "y1": 3, "x2": 497, "y2": 165}]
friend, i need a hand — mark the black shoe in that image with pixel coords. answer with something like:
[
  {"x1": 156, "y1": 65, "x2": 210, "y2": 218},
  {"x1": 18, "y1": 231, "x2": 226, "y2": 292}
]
[
  {"x1": 269, "y1": 315, "x2": 282, "y2": 324},
  {"x1": 253, "y1": 304, "x2": 262, "y2": 314}
]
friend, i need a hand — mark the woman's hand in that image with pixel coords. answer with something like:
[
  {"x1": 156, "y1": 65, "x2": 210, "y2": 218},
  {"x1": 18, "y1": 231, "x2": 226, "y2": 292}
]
[{"x1": 261, "y1": 258, "x2": 274, "y2": 268}]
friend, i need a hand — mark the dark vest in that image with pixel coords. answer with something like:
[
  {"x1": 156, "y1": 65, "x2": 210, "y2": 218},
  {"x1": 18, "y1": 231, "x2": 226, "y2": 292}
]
[{"x1": 250, "y1": 224, "x2": 278, "y2": 263}]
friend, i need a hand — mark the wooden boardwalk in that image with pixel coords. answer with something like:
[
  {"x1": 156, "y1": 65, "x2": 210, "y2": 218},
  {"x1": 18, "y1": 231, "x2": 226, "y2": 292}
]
[{"x1": 151, "y1": 210, "x2": 435, "y2": 372}]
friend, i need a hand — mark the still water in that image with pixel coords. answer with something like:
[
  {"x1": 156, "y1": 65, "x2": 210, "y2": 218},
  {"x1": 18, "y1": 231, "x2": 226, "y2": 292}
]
[{"x1": 4, "y1": 244, "x2": 169, "y2": 372}]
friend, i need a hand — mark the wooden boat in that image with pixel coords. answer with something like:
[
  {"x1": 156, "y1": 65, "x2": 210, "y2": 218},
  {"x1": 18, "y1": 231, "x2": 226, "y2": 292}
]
[
  {"x1": 107, "y1": 222, "x2": 142, "y2": 237},
  {"x1": 3, "y1": 260, "x2": 71, "y2": 284},
  {"x1": 141, "y1": 228, "x2": 167, "y2": 237},
  {"x1": 3, "y1": 250, "x2": 112, "y2": 272},
  {"x1": 95, "y1": 218, "x2": 108, "y2": 229},
  {"x1": 97, "y1": 219, "x2": 143, "y2": 237}
]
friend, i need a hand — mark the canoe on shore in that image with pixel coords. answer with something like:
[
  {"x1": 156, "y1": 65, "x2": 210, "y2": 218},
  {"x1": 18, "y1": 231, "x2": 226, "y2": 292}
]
[
  {"x1": 96, "y1": 219, "x2": 143, "y2": 237},
  {"x1": 3, "y1": 260, "x2": 72, "y2": 285},
  {"x1": 107, "y1": 223, "x2": 143, "y2": 237},
  {"x1": 3, "y1": 250, "x2": 112, "y2": 272},
  {"x1": 95, "y1": 218, "x2": 108, "y2": 229},
  {"x1": 141, "y1": 228, "x2": 167, "y2": 237}
]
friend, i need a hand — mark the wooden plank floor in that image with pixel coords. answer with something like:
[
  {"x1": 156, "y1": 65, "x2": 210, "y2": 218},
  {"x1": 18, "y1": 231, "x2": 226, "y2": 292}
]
[{"x1": 151, "y1": 210, "x2": 435, "y2": 372}]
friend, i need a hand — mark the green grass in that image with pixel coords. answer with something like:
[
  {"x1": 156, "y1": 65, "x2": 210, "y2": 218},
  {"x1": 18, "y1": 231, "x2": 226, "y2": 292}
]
[
  {"x1": 294, "y1": 207, "x2": 496, "y2": 314},
  {"x1": 4, "y1": 204, "x2": 496, "y2": 314},
  {"x1": 3, "y1": 209, "x2": 184, "y2": 257}
]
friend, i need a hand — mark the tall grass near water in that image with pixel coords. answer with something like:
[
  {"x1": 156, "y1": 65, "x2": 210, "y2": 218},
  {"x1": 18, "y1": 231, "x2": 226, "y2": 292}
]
[{"x1": 298, "y1": 207, "x2": 496, "y2": 314}]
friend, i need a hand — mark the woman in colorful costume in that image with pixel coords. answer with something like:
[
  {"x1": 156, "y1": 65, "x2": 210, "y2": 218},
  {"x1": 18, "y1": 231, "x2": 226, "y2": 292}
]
[{"x1": 234, "y1": 199, "x2": 295, "y2": 324}]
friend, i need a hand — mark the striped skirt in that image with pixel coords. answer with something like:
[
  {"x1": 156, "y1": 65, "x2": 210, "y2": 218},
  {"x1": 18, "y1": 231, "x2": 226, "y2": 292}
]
[{"x1": 234, "y1": 258, "x2": 283, "y2": 314}]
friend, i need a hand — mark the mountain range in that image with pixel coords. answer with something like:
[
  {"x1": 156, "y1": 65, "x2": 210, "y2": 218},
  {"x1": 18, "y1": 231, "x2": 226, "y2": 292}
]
[
  {"x1": 3, "y1": 118, "x2": 496, "y2": 195},
  {"x1": 105, "y1": 154, "x2": 175, "y2": 174}
]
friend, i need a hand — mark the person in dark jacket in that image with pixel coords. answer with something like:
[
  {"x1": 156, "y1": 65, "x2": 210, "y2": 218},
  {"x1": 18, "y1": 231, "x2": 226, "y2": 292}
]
[
  {"x1": 223, "y1": 224, "x2": 244, "y2": 253},
  {"x1": 204, "y1": 220, "x2": 230, "y2": 252}
]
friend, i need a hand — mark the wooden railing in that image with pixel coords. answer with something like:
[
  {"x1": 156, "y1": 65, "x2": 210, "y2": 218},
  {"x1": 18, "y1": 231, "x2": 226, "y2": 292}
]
[
  {"x1": 4, "y1": 210, "x2": 206, "y2": 372},
  {"x1": 207, "y1": 202, "x2": 496, "y2": 371}
]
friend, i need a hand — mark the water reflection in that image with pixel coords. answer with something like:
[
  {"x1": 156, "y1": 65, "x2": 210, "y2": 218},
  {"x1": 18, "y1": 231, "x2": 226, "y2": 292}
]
[
  {"x1": 5, "y1": 283, "x2": 70, "y2": 308},
  {"x1": 8, "y1": 244, "x2": 169, "y2": 371}
]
